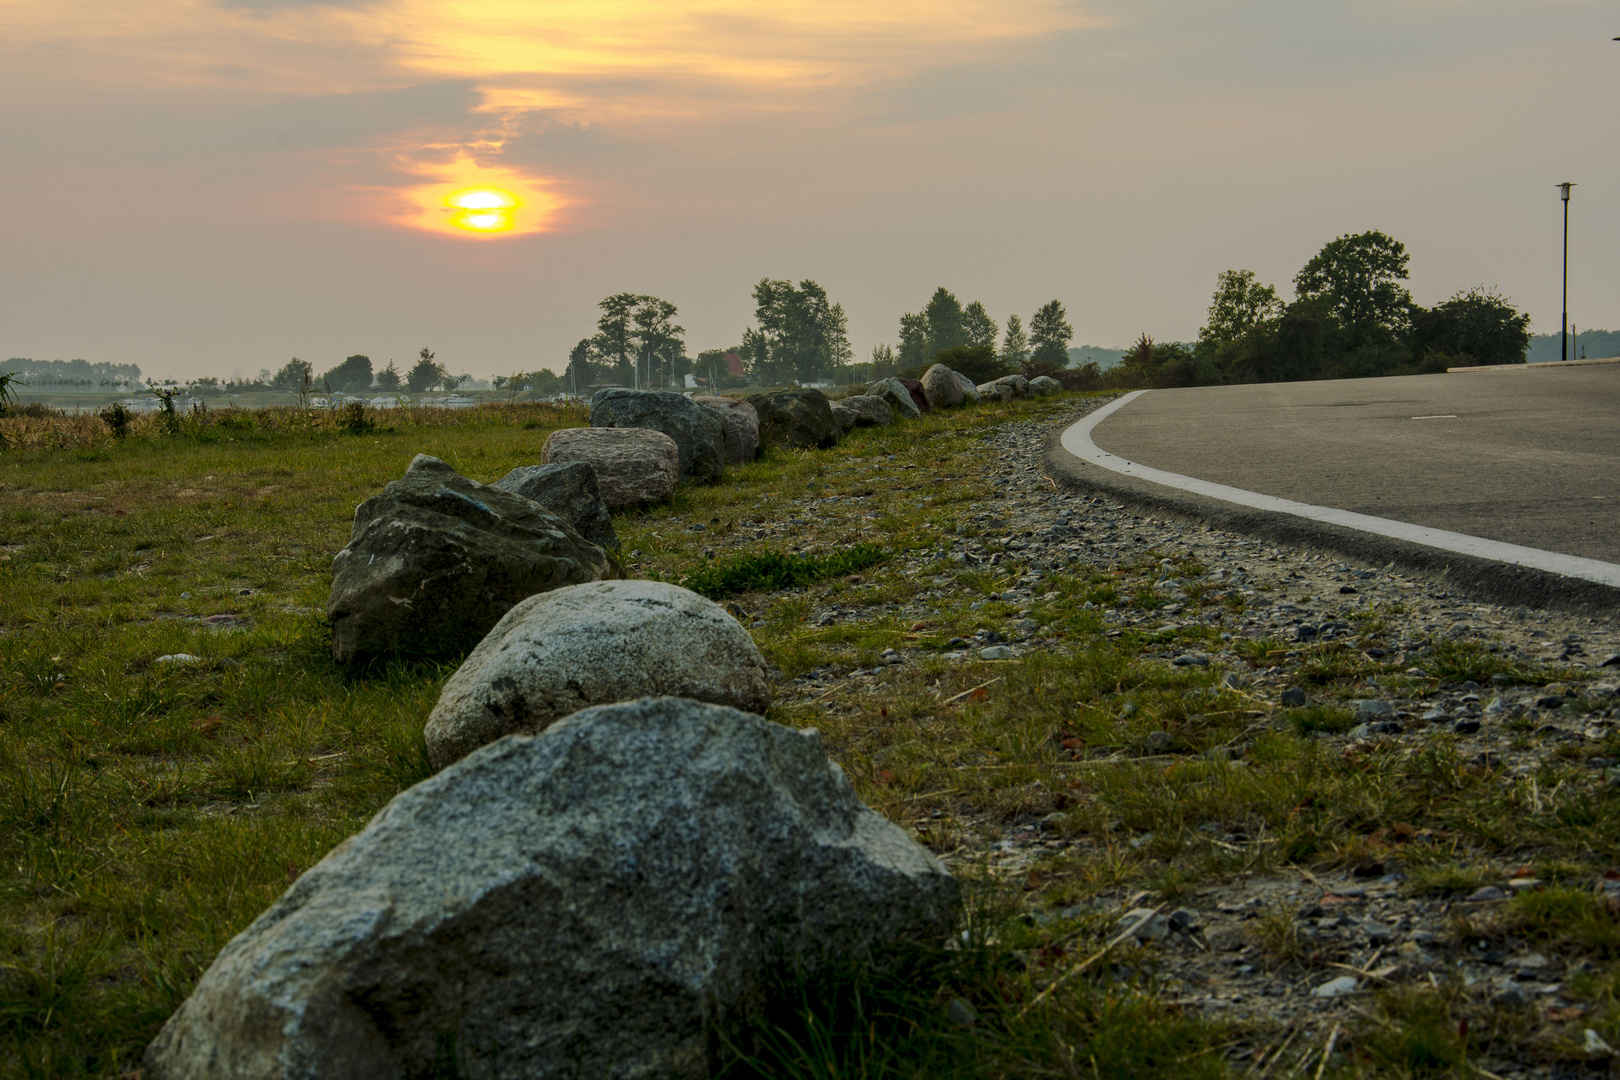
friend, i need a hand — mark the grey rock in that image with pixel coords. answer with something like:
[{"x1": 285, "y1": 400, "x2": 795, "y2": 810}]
[
  {"x1": 1355, "y1": 699, "x2": 1395, "y2": 719},
  {"x1": 1144, "y1": 731, "x2": 1173, "y2": 753},
  {"x1": 828, "y1": 401, "x2": 860, "y2": 430},
  {"x1": 1280, "y1": 687, "x2": 1307, "y2": 707},
  {"x1": 328, "y1": 455, "x2": 610, "y2": 663},
  {"x1": 952, "y1": 372, "x2": 980, "y2": 404},
  {"x1": 976, "y1": 381, "x2": 1013, "y2": 403},
  {"x1": 590, "y1": 388, "x2": 726, "y2": 482},
  {"x1": 980, "y1": 645, "x2": 1014, "y2": 660},
  {"x1": 1492, "y1": 981, "x2": 1534, "y2": 1009},
  {"x1": 947, "y1": 998, "x2": 979, "y2": 1026},
  {"x1": 1362, "y1": 920, "x2": 1395, "y2": 943},
  {"x1": 1453, "y1": 718, "x2": 1481, "y2": 734},
  {"x1": 1167, "y1": 909, "x2": 1200, "y2": 934},
  {"x1": 991, "y1": 374, "x2": 1031, "y2": 398},
  {"x1": 1027, "y1": 375, "x2": 1061, "y2": 396},
  {"x1": 1171, "y1": 653, "x2": 1209, "y2": 667},
  {"x1": 1466, "y1": 885, "x2": 1508, "y2": 902},
  {"x1": 1117, "y1": 907, "x2": 1168, "y2": 941},
  {"x1": 542, "y1": 427, "x2": 680, "y2": 508},
  {"x1": 423, "y1": 580, "x2": 770, "y2": 770},
  {"x1": 692, "y1": 395, "x2": 760, "y2": 465},
  {"x1": 745, "y1": 389, "x2": 842, "y2": 449},
  {"x1": 1311, "y1": 975, "x2": 1359, "y2": 998},
  {"x1": 143, "y1": 698, "x2": 958, "y2": 1080},
  {"x1": 868, "y1": 378, "x2": 922, "y2": 420},
  {"x1": 920, "y1": 363, "x2": 965, "y2": 409},
  {"x1": 839, "y1": 394, "x2": 894, "y2": 427},
  {"x1": 490, "y1": 461, "x2": 618, "y2": 551}
]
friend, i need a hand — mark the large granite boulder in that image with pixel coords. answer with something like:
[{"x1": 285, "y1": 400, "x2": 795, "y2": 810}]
[
  {"x1": 327, "y1": 456, "x2": 610, "y2": 663},
  {"x1": 589, "y1": 388, "x2": 726, "y2": 482},
  {"x1": 1029, "y1": 375, "x2": 1062, "y2": 395},
  {"x1": 868, "y1": 378, "x2": 921, "y2": 420},
  {"x1": 692, "y1": 395, "x2": 760, "y2": 464},
  {"x1": 423, "y1": 580, "x2": 770, "y2": 769},
  {"x1": 143, "y1": 697, "x2": 959, "y2": 1080},
  {"x1": 744, "y1": 389, "x2": 841, "y2": 449},
  {"x1": 841, "y1": 394, "x2": 894, "y2": 426},
  {"x1": 828, "y1": 401, "x2": 859, "y2": 430},
  {"x1": 541, "y1": 427, "x2": 679, "y2": 508},
  {"x1": 992, "y1": 373, "x2": 1032, "y2": 398},
  {"x1": 920, "y1": 363, "x2": 964, "y2": 409},
  {"x1": 895, "y1": 377, "x2": 930, "y2": 413},
  {"x1": 490, "y1": 461, "x2": 618, "y2": 551},
  {"x1": 952, "y1": 371, "x2": 981, "y2": 404},
  {"x1": 976, "y1": 380, "x2": 1012, "y2": 402}
]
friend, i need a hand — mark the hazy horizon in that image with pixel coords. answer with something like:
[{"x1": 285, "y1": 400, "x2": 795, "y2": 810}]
[{"x1": 3, "y1": 1, "x2": 1615, "y2": 383}]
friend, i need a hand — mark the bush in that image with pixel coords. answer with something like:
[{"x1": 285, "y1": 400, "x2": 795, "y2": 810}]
[{"x1": 99, "y1": 403, "x2": 131, "y2": 438}]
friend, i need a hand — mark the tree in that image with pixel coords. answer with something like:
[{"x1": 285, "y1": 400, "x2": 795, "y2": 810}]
[
  {"x1": 1198, "y1": 270, "x2": 1284, "y2": 349},
  {"x1": 321, "y1": 354, "x2": 373, "y2": 393},
  {"x1": 962, "y1": 301, "x2": 998, "y2": 351},
  {"x1": 270, "y1": 358, "x2": 312, "y2": 393},
  {"x1": 1027, "y1": 300, "x2": 1074, "y2": 376},
  {"x1": 1408, "y1": 287, "x2": 1531, "y2": 369},
  {"x1": 406, "y1": 347, "x2": 445, "y2": 393},
  {"x1": 932, "y1": 343, "x2": 1008, "y2": 385},
  {"x1": 565, "y1": 338, "x2": 598, "y2": 391},
  {"x1": 632, "y1": 296, "x2": 685, "y2": 388},
  {"x1": 999, "y1": 314, "x2": 1030, "y2": 369},
  {"x1": 1293, "y1": 230, "x2": 1414, "y2": 346},
  {"x1": 869, "y1": 343, "x2": 898, "y2": 379},
  {"x1": 743, "y1": 279, "x2": 846, "y2": 385},
  {"x1": 923, "y1": 287, "x2": 966, "y2": 355},
  {"x1": 591, "y1": 293, "x2": 640, "y2": 386},
  {"x1": 375, "y1": 361, "x2": 401, "y2": 392},
  {"x1": 896, "y1": 312, "x2": 929, "y2": 370}
]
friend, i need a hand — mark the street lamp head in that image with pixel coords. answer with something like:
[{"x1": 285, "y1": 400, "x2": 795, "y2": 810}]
[{"x1": 1557, "y1": 181, "x2": 1575, "y2": 202}]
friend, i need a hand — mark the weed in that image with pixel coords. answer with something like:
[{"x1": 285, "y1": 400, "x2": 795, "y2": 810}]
[{"x1": 681, "y1": 544, "x2": 890, "y2": 599}]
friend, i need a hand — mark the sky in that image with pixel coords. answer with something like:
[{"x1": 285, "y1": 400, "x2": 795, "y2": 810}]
[{"x1": 1, "y1": 0, "x2": 1615, "y2": 382}]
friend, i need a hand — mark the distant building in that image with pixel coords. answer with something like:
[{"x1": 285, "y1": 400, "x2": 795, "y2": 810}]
[{"x1": 723, "y1": 352, "x2": 745, "y2": 378}]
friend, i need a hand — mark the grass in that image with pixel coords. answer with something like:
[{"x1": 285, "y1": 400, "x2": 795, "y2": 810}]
[
  {"x1": 0, "y1": 392, "x2": 1614, "y2": 1076},
  {"x1": 678, "y1": 543, "x2": 890, "y2": 599}
]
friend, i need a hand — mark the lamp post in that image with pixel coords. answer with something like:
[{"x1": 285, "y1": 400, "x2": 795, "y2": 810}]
[{"x1": 1557, "y1": 181, "x2": 1575, "y2": 362}]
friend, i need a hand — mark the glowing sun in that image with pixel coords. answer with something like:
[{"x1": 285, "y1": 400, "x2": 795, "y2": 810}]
[
  {"x1": 399, "y1": 160, "x2": 562, "y2": 238},
  {"x1": 447, "y1": 187, "x2": 519, "y2": 232}
]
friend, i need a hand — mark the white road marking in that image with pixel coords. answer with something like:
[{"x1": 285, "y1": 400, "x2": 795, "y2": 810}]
[{"x1": 1059, "y1": 391, "x2": 1620, "y2": 588}]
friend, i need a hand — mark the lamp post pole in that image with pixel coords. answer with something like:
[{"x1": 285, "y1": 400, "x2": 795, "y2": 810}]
[{"x1": 1557, "y1": 182, "x2": 1575, "y2": 361}]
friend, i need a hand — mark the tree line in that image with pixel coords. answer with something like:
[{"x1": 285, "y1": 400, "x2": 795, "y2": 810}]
[
  {"x1": 1102, "y1": 230, "x2": 1535, "y2": 391},
  {"x1": 531, "y1": 282, "x2": 1078, "y2": 395}
]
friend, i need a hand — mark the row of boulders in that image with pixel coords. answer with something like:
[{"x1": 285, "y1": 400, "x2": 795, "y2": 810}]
[
  {"x1": 327, "y1": 369, "x2": 1063, "y2": 663},
  {"x1": 533, "y1": 366, "x2": 1062, "y2": 511},
  {"x1": 150, "y1": 583, "x2": 958, "y2": 1077}
]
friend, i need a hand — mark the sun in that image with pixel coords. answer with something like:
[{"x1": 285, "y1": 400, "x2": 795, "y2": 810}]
[
  {"x1": 447, "y1": 188, "x2": 519, "y2": 233},
  {"x1": 396, "y1": 159, "x2": 563, "y2": 238}
]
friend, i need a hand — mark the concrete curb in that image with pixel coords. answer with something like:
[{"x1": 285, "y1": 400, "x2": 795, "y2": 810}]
[{"x1": 1042, "y1": 402, "x2": 1620, "y2": 618}]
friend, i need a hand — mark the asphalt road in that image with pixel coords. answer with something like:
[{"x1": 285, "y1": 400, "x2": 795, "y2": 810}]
[{"x1": 1087, "y1": 365, "x2": 1620, "y2": 565}]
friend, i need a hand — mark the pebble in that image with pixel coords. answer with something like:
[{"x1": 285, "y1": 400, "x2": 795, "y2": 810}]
[
  {"x1": 1117, "y1": 907, "x2": 1169, "y2": 941},
  {"x1": 154, "y1": 653, "x2": 202, "y2": 665},
  {"x1": 1354, "y1": 700, "x2": 1395, "y2": 719},
  {"x1": 980, "y1": 645, "x2": 1014, "y2": 660},
  {"x1": 1311, "y1": 975, "x2": 1359, "y2": 998},
  {"x1": 1280, "y1": 687, "x2": 1307, "y2": 707},
  {"x1": 1466, "y1": 886, "x2": 1508, "y2": 903},
  {"x1": 947, "y1": 998, "x2": 979, "y2": 1026}
]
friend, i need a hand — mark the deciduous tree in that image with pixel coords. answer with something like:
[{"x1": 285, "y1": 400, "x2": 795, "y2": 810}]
[
  {"x1": 1294, "y1": 230, "x2": 1414, "y2": 346},
  {"x1": 962, "y1": 301, "x2": 998, "y2": 351}
]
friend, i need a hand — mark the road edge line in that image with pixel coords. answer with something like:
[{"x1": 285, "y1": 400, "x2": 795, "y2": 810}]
[{"x1": 1043, "y1": 393, "x2": 1620, "y2": 616}]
